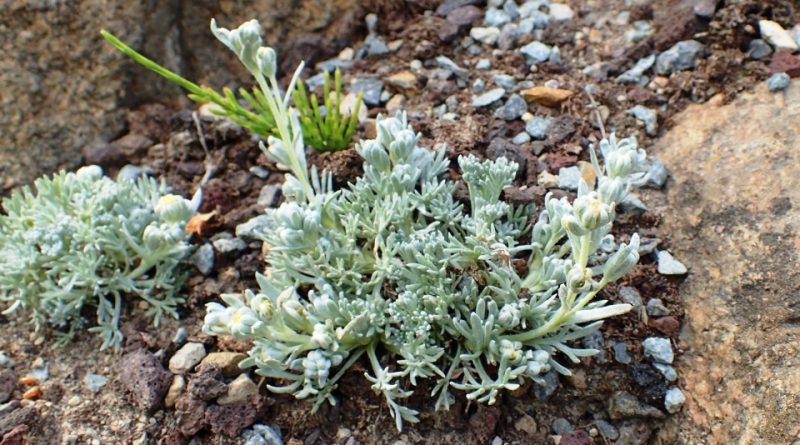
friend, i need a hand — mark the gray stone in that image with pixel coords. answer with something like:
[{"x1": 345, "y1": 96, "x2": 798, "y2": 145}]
[
  {"x1": 476, "y1": 58, "x2": 492, "y2": 70},
  {"x1": 533, "y1": 370, "x2": 559, "y2": 400},
  {"x1": 548, "y1": 3, "x2": 574, "y2": 21},
  {"x1": 191, "y1": 243, "x2": 215, "y2": 276},
  {"x1": 473, "y1": 78, "x2": 486, "y2": 93},
  {"x1": 653, "y1": 363, "x2": 678, "y2": 382},
  {"x1": 595, "y1": 420, "x2": 619, "y2": 440},
  {"x1": 747, "y1": 39, "x2": 772, "y2": 60},
  {"x1": 236, "y1": 215, "x2": 273, "y2": 241},
  {"x1": 608, "y1": 391, "x2": 666, "y2": 420},
  {"x1": 664, "y1": 387, "x2": 686, "y2": 414},
  {"x1": 552, "y1": 418, "x2": 573, "y2": 435},
  {"x1": 486, "y1": 138, "x2": 527, "y2": 180},
  {"x1": 243, "y1": 424, "x2": 283, "y2": 445},
  {"x1": 626, "y1": 20, "x2": 653, "y2": 42},
  {"x1": 767, "y1": 72, "x2": 791, "y2": 92},
  {"x1": 116, "y1": 164, "x2": 147, "y2": 181},
  {"x1": 84, "y1": 373, "x2": 108, "y2": 393},
  {"x1": 520, "y1": 41, "x2": 552, "y2": 64},
  {"x1": 503, "y1": 0, "x2": 520, "y2": 20},
  {"x1": 436, "y1": 56, "x2": 468, "y2": 79},
  {"x1": 759, "y1": 20, "x2": 799, "y2": 51},
  {"x1": 257, "y1": 184, "x2": 282, "y2": 208},
  {"x1": 30, "y1": 361, "x2": 48, "y2": 383},
  {"x1": 472, "y1": 88, "x2": 506, "y2": 108},
  {"x1": 470, "y1": 26, "x2": 501, "y2": 46},
  {"x1": 484, "y1": 8, "x2": 512, "y2": 27},
  {"x1": 582, "y1": 330, "x2": 607, "y2": 363},
  {"x1": 518, "y1": 12, "x2": 550, "y2": 33},
  {"x1": 657, "y1": 251, "x2": 688, "y2": 275},
  {"x1": 494, "y1": 95, "x2": 527, "y2": 120},
  {"x1": 655, "y1": 40, "x2": 705, "y2": 75},
  {"x1": 436, "y1": 0, "x2": 483, "y2": 16},
  {"x1": 645, "y1": 158, "x2": 668, "y2": 188},
  {"x1": 612, "y1": 341, "x2": 632, "y2": 364},
  {"x1": 619, "y1": 286, "x2": 643, "y2": 308},
  {"x1": 519, "y1": 0, "x2": 549, "y2": 19},
  {"x1": 548, "y1": 46, "x2": 561, "y2": 63},
  {"x1": 492, "y1": 74, "x2": 517, "y2": 90},
  {"x1": 512, "y1": 132, "x2": 531, "y2": 144},
  {"x1": 173, "y1": 327, "x2": 188, "y2": 345},
  {"x1": 557, "y1": 166, "x2": 582, "y2": 190},
  {"x1": 525, "y1": 116, "x2": 552, "y2": 140},
  {"x1": 169, "y1": 342, "x2": 207, "y2": 374},
  {"x1": 497, "y1": 23, "x2": 522, "y2": 50},
  {"x1": 642, "y1": 337, "x2": 673, "y2": 364},
  {"x1": 583, "y1": 62, "x2": 612, "y2": 81},
  {"x1": 646, "y1": 298, "x2": 670, "y2": 317},
  {"x1": 363, "y1": 34, "x2": 390, "y2": 58},
  {"x1": 249, "y1": 166, "x2": 271, "y2": 179},
  {"x1": 445, "y1": 95, "x2": 459, "y2": 111},
  {"x1": 0, "y1": 352, "x2": 14, "y2": 368},
  {"x1": 350, "y1": 78, "x2": 383, "y2": 106},
  {"x1": 433, "y1": 104, "x2": 448, "y2": 118},
  {"x1": 617, "y1": 54, "x2": 656, "y2": 84},
  {"x1": 628, "y1": 105, "x2": 658, "y2": 136},
  {"x1": 212, "y1": 236, "x2": 248, "y2": 254}
]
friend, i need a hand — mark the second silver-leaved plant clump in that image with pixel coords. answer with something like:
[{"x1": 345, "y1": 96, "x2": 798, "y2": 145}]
[{"x1": 201, "y1": 20, "x2": 651, "y2": 431}]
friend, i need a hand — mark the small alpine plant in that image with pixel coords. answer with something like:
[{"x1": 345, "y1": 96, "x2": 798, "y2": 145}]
[
  {"x1": 0, "y1": 166, "x2": 195, "y2": 350},
  {"x1": 200, "y1": 19, "x2": 651, "y2": 427}
]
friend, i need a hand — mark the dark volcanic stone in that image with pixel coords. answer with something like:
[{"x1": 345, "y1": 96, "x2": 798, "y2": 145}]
[
  {"x1": 0, "y1": 425, "x2": 28, "y2": 445},
  {"x1": 486, "y1": 138, "x2": 527, "y2": 180},
  {"x1": 205, "y1": 396, "x2": 265, "y2": 437},
  {"x1": 187, "y1": 365, "x2": 227, "y2": 401},
  {"x1": 0, "y1": 370, "x2": 15, "y2": 404},
  {"x1": 175, "y1": 395, "x2": 208, "y2": 436},
  {"x1": 616, "y1": 420, "x2": 653, "y2": 445},
  {"x1": 118, "y1": 349, "x2": 172, "y2": 413},
  {"x1": 629, "y1": 364, "x2": 668, "y2": 406},
  {"x1": 560, "y1": 430, "x2": 591, "y2": 445},
  {"x1": 0, "y1": 405, "x2": 35, "y2": 437},
  {"x1": 437, "y1": 23, "x2": 461, "y2": 43},
  {"x1": 545, "y1": 116, "x2": 578, "y2": 148}
]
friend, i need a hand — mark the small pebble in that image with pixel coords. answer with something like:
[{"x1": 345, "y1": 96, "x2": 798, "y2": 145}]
[
  {"x1": 484, "y1": 8, "x2": 512, "y2": 27},
  {"x1": 212, "y1": 236, "x2": 247, "y2": 254},
  {"x1": 512, "y1": 132, "x2": 531, "y2": 144},
  {"x1": 476, "y1": 58, "x2": 492, "y2": 70},
  {"x1": 653, "y1": 363, "x2": 678, "y2": 382},
  {"x1": 472, "y1": 87, "x2": 506, "y2": 107},
  {"x1": 747, "y1": 39, "x2": 772, "y2": 60},
  {"x1": 619, "y1": 286, "x2": 643, "y2": 307},
  {"x1": 657, "y1": 251, "x2": 688, "y2": 275},
  {"x1": 548, "y1": 3, "x2": 575, "y2": 21},
  {"x1": 767, "y1": 72, "x2": 791, "y2": 92},
  {"x1": 642, "y1": 337, "x2": 674, "y2": 364},
  {"x1": 0, "y1": 352, "x2": 14, "y2": 368},
  {"x1": 595, "y1": 420, "x2": 619, "y2": 440},
  {"x1": 249, "y1": 166, "x2": 270, "y2": 179},
  {"x1": 664, "y1": 387, "x2": 686, "y2": 413},
  {"x1": 492, "y1": 74, "x2": 517, "y2": 90},
  {"x1": 519, "y1": 41, "x2": 552, "y2": 64},
  {"x1": 552, "y1": 418, "x2": 573, "y2": 435},
  {"x1": 612, "y1": 341, "x2": 632, "y2": 364},
  {"x1": 173, "y1": 327, "x2": 188, "y2": 345},
  {"x1": 191, "y1": 243, "x2": 215, "y2": 276},
  {"x1": 628, "y1": 105, "x2": 658, "y2": 136},
  {"x1": 494, "y1": 94, "x2": 527, "y2": 120},
  {"x1": 473, "y1": 78, "x2": 487, "y2": 93},
  {"x1": 525, "y1": 116, "x2": 552, "y2": 140},
  {"x1": 169, "y1": 342, "x2": 207, "y2": 374},
  {"x1": 557, "y1": 166, "x2": 583, "y2": 190},
  {"x1": 84, "y1": 373, "x2": 108, "y2": 393},
  {"x1": 470, "y1": 26, "x2": 501, "y2": 46},
  {"x1": 646, "y1": 298, "x2": 670, "y2": 317}
]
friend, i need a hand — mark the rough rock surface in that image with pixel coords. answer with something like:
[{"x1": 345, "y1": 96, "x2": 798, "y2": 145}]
[
  {"x1": 0, "y1": 0, "x2": 362, "y2": 191},
  {"x1": 651, "y1": 80, "x2": 800, "y2": 444}
]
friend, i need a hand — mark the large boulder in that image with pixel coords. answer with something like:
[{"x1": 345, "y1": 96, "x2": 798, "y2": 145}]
[
  {"x1": 0, "y1": 0, "x2": 361, "y2": 192},
  {"x1": 650, "y1": 81, "x2": 800, "y2": 443}
]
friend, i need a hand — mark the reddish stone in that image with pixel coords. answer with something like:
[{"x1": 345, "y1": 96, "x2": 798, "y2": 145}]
[
  {"x1": 628, "y1": 86, "x2": 655, "y2": 104},
  {"x1": 560, "y1": 429, "x2": 593, "y2": 445},
  {"x1": 205, "y1": 396, "x2": 265, "y2": 437},
  {"x1": 650, "y1": 316, "x2": 681, "y2": 337},
  {"x1": 770, "y1": 51, "x2": 800, "y2": 78},
  {"x1": 469, "y1": 405, "x2": 500, "y2": 444},
  {"x1": 0, "y1": 425, "x2": 28, "y2": 445},
  {"x1": 118, "y1": 349, "x2": 172, "y2": 413},
  {"x1": 175, "y1": 395, "x2": 207, "y2": 437},
  {"x1": 446, "y1": 5, "x2": 483, "y2": 26},
  {"x1": 547, "y1": 152, "x2": 579, "y2": 173}
]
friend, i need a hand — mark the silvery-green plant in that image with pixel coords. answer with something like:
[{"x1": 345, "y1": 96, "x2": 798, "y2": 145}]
[
  {"x1": 202, "y1": 46, "x2": 652, "y2": 429},
  {"x1": 0, "y1": 166, "x2": 195, "y2": 350}
]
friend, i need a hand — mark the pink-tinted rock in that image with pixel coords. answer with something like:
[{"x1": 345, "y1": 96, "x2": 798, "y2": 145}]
[{"x1": 118, "y1": 349, "x2": 172, "y2": 413}]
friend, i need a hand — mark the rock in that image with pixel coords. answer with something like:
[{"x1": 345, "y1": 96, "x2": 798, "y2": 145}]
[
  {"x1": 767, "y1": 72, "x2": 791, "y2": 92},
  {"x1": 217, "y1": 374, "x2": 259, "y2": 405},
  {"x1": 560, "y1": 430, "x2": 591, "y2": 445},
  {"x1": 205, "y1": 396, "x2": 265, "y2": 437},
  {"x1": 512, "y1": 132, "x2": 531, "y2": 145},
  {"x1": 492, "y1": 74, "x2": 517, "y2": 90},
  {"x1": 759, "y1": 20, "x2": 798, "y2": 51},
  {"x1": 629, "y1": 364, "x2": 668, "y2": 406},
  {"x1": 187, "y1": 369, "x2": 227, "y2": 401},
  {"x1": 243, "y1": 424, "x2": 283, "y2": 445},
  {"x1": 664, "y1": 387, "x2": 685, "y2": 413},
  {"x1": 521, "y1": 86, "x2": 574, "y2": 107},
  {"x1": 608, "y1": 391, "x2": 666, "y2": 420},
  {"x1": 642, "y1": 337, "x2": 674, "y2": 364},
  {"x1": 747, "y1": 39, "x2": 772, "y2": 60},
  {"x1": 164, "y1": 375, "x2": 185, "y2": 408},
  {"x1": 497, "y1": 23, "x2": 522, "y2": 50},
  {"x1": 519, "y1": 41, "x2": 552, "y2": 64},
  {"x1": 212, "y1": 236, "x2": 248, "y2": 254},
  {"x1": 476, "y1": 59, "x2": 492, "y2": 70},
  {"x1": 0, "y1": 354, "x2": 12, "y2": 368},
  {"x1": 82, "y1": 144, "x2": 124, "y2": 169},
  {"x1": 350, "y1": 78, "x2": 383, "y2": 106},
  {"x1": 514, "y1": 414, "x2": 537, "y2": 436},
  {"x1": 447, "y1": 6, "x2": 484, "y2": 27},
  {"x1": 437, "y1": 23, "x2": 461, "y2": 43},
  {"x1": 116, "y1": 164, "x2": 147, "y2": 181},
  {"x1": 612, "y1": 341, "x2": 632, "y2": 364},
  {"x1": 557, "y1": 166, "x2": 582, "y2": 190},
  {"x1": 236, "y1": 215, "x2": 274, "y2": 241},
  {"x1": 595, "y1": 420, "x2": 619, "y2": 440},
  {"x1": 503, "y1": 0, "x2": 520, "y2": 20},
  {"x1": 119, "y1": 349, "x2": 172, "y2": 413},
  {"x1": 617, "y1": 55, "x2": 656, "y2": 84},
  {"x1": 190, "y1": 243, "x2": 215, "y2": 276},
  {"x1": 486, "y1": 138, "x2": 527, "y2": 179},
  {"x1": 472, "y1": 88, "x2": 506, "y2": 108},
  {"x1": 0, "y1": 425, "x2": 28, "y2": 445},
  {"x1": 552, "y1": 418, "x2": 573, "y2": 434},
  {"x1": 653, "y1": 363, "x2": 677, "y2": 382},
  {"x1": 533, "y1": 370, "x2": 559, "y2": 400},
  {"x1": 84, "y1": 373, "x2": 108, "y2": 393},
  {"x1": 616, "y1": 420, "x2": 652, "y2": 445},
  {"x1": 0, "y1": 370, "x2": 14, "y2": 403},
  {"x1": 537, "y1": 171, "x2": 558, "y2": 188},
  {"x1": 175, "y1": 395, "x2": 207, "y2": 436},
  {"x1": 435, "y1": 56, "x2": 468, "y2": 79},
  {"x1": 484, "y1": 8, "x2": 511, "y2": 27},
  {"x1": 655, "y1": 40, "x2": 705, "y2": 75},
  {"x1": 583, "y1": 62, "x2": 612, "y2": 81},
  {"x1": 201, "y1": 352, "x2": 248, "y2": 377},
  {"x1": 656, "y1": 251, "x2": 687, "y2": 275},
  {"x1": 0, "y1": 405, "x2": 34, "y2": 437},
  {"x1": 494, "y1": 95, "x2": 528, "y2": 120},
  {"x1": 363, "y1": 34, "x2": 390, "y2": 58},
  {"x1": 169, "y1": 343, "x2": 207, "y2": 374},
  {"x1": 473, "y1": 78, "x2": 486, "y2": 93},
  {"x1": 581, "y1": 330, "x2": 607, "y2": 363},
  {"x1": 525, "y1": 116, "x2": 552, "y2": 140},
  {"x1": 628, "y1": 105, "x2": 658, "y2": 136},
  {"x1": 384, "y1": 71, "x2": 417, "y2": 91},
  {"x1": 646, "y1": 298, "x2": 670, "y2": 317},
  {"x1": 693, "y1": 0, "x2": 717, "y2": 18},
  {"x1": 436, "y1": 0, "x2": 482, "y2": 16},
  {"x1": 257, "y1": 184, "x2": 282, "y2": 208},
  {"x1": 626, "y1": 20, "x2": 653, "y2": 43},
  {"x1": 470, "y1": 26, "x2": 501, "y2": 46},
  {"x1": 619, "y1": 286, "x2": 643, "y2": 308},
  {"x1": 645, "y1": 158, "x2": 668, "y2": 188},
  {"x1": 650, "y1": 316, "x2": 681, "y2": 336},
  {"x1": 544, "y1": 115, "x2": 577, "y2": 147},
  {"x1": 769, "y1": 50, "x2": 800, "y2": 77},
  {"x1": 548, "y1": 3, "x2": 575, "y2": 21}
]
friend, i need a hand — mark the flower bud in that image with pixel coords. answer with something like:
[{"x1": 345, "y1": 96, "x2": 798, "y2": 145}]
[
  {"x1": 573, "y1": 194, "x2": 612, "y2": 230},
  {"x1": 561, "y1": 215, "x2": 587, "y2": 237},
  {"x1": 155, "y1": 194, "x2": 193, "y2": 224},
  {"x1": 358, "y1": 140, "x2": 391, "y2": 171},
  {"x1": 603, "y1": 234, "x2": 640, "y2": 282},
  {"x1": 256, "y1": 46, "x2": 276, "y2": 77},
  {"x1": 388, "y1": 129, "x2": 417, "y2": 162},
  {"x1": 143, "y1": 224, "x2": 167, "y2": 250}
]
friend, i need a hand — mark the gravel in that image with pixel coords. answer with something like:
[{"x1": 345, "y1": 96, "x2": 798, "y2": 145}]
[
  {"x1": 470, "y1": 26, "x2": 501, "y2": 45},
  {"x1": 533, "y1": 370, "x2": 559, "y2": 400},
  {"x1": 492, "y1": 73, "x2": 517, "y2": 90},
  {"x1": 472, "y1": 88, "x2": 506, "y2": 107},
  {"x1": 642, "y1": 337, "x2": 674, "y2": 364},
  {"x1": 767, "y1": 72, "x2": 791, "y2": 92},
  {"x1": 655, "y1": 40, "x2": 705, "y2": 75},
  {"x1": 512, "y1": 132, "x2": 531, "y2": 144},
  {"x1": 236, "y1": 215, "x2": 273, "y2": 240},
  {"x1": 557, "y1": 166, "x2": 582, "y2": 190},
  {"x1": 84, "y1": 373, "x2": 108, "y2": 393},
  {"x1": 243, "y1": 424, "x2": 284, "y2": 445},
  {"x1": 664, "y1": 387, "x2": 686, "y2": 414},
  {"x1": 476, "y1": 58, "x2": 492, "y2": 70},
  {"x1": 525, "y1": 116, "x2": 552, "y2": 139},
  {"x1": 350, "y1": 78, "x2": 384, "y2": 106},
  {"x1": 747, "y1": 39, "x2": 772, "y2": 60},
  {"x1": 653, "y1": 363, "x2": 678, "y2": 382},
  {"x1": 191, "y1": 243, "x2": 215, "y2": 276},
  {"x1": 612, "y1": 341, "x2": 632, "y2": 364},
  {"x1": 628, "y1": 105, "x2": 658, "y2": 136},
  {"x1": 494, "y1": 94, "x2": 528, "y2": 120},
  {"x1": 484, "y1": 8, "x2": 512, "y2": 27},
  {"x1": 759, "y1": 19, "x2": 799, "y2": 51},
  {"x1": 552, "y1": 418, "x2": 573, "y2": 435},
  {"x1": 519, "y1": 41, "x2": 552, "y2": 64},
  {"x1": 646, "y1": 298, "x2": 670, "y2": 317},
  {"x1": 617, "y1": 54, "x2": 656, "y2": 84},
  {"x1": 657, "y1": 250, "x2": 688, "y2": 275},
  {"x1": 595, "y1": 420, "x2": 619, "y2": 440},
  {"x1": 548, "y1": 3, "x2": 574, "y2": 21},
  {"x1": 169, "y1": 342, "x2": 207, "y2": 374}
]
